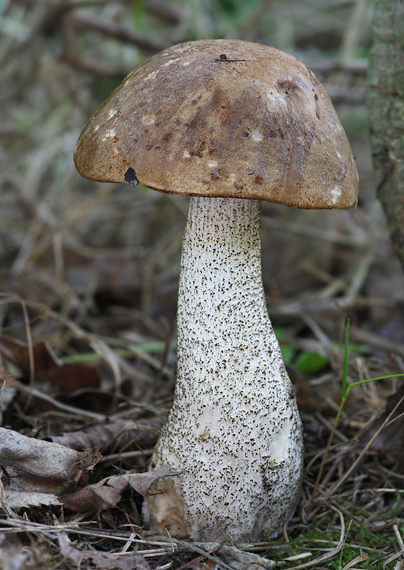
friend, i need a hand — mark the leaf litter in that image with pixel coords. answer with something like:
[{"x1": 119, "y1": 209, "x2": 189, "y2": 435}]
[{"x1": 3, "y1": 257, "x2": 404, "y2": 569}]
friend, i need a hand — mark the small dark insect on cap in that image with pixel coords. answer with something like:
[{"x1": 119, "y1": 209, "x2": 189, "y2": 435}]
[
  {"x1": 219, "y1": 53, "x2": 227, "y2": 60},
  {"x1": 124, "y1": 167, "x2": 139, "y2": 187}
]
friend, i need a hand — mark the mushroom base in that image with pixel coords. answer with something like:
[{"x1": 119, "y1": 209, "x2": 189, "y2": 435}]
[{"x1": 144, "y1": 196, "x2": 304, "y2": 542}]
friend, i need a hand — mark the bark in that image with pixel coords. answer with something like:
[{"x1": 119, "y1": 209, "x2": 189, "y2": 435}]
[{"x1": 367, "y1": 0, "x2": 404, "y2": 268}]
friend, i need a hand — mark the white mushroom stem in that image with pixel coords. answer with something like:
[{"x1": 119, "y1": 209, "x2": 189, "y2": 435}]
[{"x1": 145, "y1": 196, "x2": 303, "y2": 543}]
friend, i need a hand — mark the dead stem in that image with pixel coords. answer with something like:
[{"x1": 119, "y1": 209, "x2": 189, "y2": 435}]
[{"x1": 286, "y1": 506, "x2": 345, "y2": 570}]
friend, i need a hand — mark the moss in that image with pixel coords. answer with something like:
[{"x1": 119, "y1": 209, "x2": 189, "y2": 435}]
[{"x1": 268, "y1": 502, "x2": 402, "y2": 569}]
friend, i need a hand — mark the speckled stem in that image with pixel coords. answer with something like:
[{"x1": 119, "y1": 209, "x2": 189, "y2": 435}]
[{"x1": 145, "y1": 197, "x2": 303, "y2": 542}]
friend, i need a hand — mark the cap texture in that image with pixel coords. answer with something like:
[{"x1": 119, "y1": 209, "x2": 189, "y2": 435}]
[{"x1": 74, "y1": 39, "x2": 359, "y2": 209}]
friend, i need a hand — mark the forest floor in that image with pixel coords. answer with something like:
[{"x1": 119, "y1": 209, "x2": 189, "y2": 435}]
[{"x1": 1, "y1": 187, "x2": 404, "y2": 570}]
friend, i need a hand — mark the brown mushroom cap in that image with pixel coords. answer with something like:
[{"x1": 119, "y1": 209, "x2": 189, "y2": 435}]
[{"x1": 74, "y1": 39, "x2": 359, "y2": 209}]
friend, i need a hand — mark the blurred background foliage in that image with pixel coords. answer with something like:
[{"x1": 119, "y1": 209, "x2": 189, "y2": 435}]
[{"x1": 0, "y1": 0, "x2": 402, "y2": 365}]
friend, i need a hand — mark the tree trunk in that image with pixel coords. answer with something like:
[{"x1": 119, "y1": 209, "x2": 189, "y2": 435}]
[{"x1": 367, "y1": 0, "x2": 404, "y2": 268}]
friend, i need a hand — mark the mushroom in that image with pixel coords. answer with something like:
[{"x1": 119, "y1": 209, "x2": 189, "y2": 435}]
[{"x1": 74, "y1": 39, "x2": 359, "y2": 543}]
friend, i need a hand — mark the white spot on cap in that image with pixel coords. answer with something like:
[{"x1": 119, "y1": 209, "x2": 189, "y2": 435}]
[
  {"x1": 162, "y1": 57, "x2": 180, "y2": 68},
  {"x1": 183, "y1": 149, "x2": 191, "y2": 158},
  {"x1": 251, "y1": 130, "x2": 263, "y2": 142},
  {"x1": 145, "y1": 70, "x2": 159, "y2": 80},
  {"x1": 102, "y1": 128, "x2": 116, "y2": 141},
  {"x1": 108, "y1": 109, "x2": 118, "y2": 120},
  {"x1": 93, "y1": 124, "x2": 100, "y2": 132},
  {"x1": 330, "y1": 186, "x2": 341, "y2": 204},
  {"x1": 208, "y1": 161, "x2": 218, "y2": 168},
  {"x1": 142, "y1": 114, "x2": 156, "y2": 125},
  {"x1": 267, "y1": 89, "x2": 285, "y2": 104}
]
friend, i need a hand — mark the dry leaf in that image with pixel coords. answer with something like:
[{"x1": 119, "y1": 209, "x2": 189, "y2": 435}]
[
  {"x1": 193, "y1": 543, "x2": 275, "y2": 570},
  {"x1": 0, "y1": 427, "x2": 99, "y2": 493},
  {"x1": 4, "y1": 489, "x2": 62, "y2": 511},
  {"x1": 48, "y1": 416, "x2": 164, "y2": 452},
  {"x1": 58, "y1": 533, "x2": 151, "y2": 570},
  {"x1": 358, "y1": 382, "x2": 404, "y2": 455},
  {"x1": 0, "y1": 532, "x2": 28, "y2": 570},
  {"x1": 0, "y1": 366, "x2": 19, "y2": 387},
  {"x1": 62, "y1": 468, "x2": 177, "y2": 513},
  {"x1": 62, "y1": 473, "x2": 127, "y2": 512},
  {"x1": 0, "y1": 371, "x2": 18, "y2": 422},
  {"x1": 0, "y1": 338, "x2": 100, "y2": 393},
  {"x1": 341, "y1": 553, "x2": 369, "y2": 570}
]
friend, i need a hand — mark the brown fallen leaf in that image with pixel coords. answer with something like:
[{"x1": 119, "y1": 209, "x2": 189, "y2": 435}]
[
  {"x1": 0, "y1": 367, "x2": 19, "y2": 425},
  {"x1": 0, "y1": 532, "x2": 28, "y2": 570},
  {"x1": 0, "y1": 338, "x2": 100, "y2": 393},
  {"x1": 294, "y1": 376, "x2": 352, "y2": 416},
  {"x1": 0, "y1": 427, "x2": 100, "y2": 494},
  {"x1": 48, "y1": 416, "x2": 165, "y2": 452},
  {"x1": 193, "y1": 543, "x2": 275, "y2": 570},
  {"x1": 58, "y1": 533, "x2": 151, "y2": 570},
  {"x1": 62, "y1": 468, "x2": 178, "y2": 513},
  {"x1": 4, "y1": 489, "x2": 62, "y2": 511},
  {"x1": 0, "y1": 366, "x2": 19, "y2": 387},
  {"x1": 358, "y1": 382, "x2": 404, "y2": 455}
]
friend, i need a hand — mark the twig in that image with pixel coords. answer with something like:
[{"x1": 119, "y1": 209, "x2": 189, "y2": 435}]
[
  {"x1": 340, "y1": 0, "x2": 370, "y2": 60},
  {"x1": 383, "y1": 544, "x2": 404, "y2": 569},
  {"x1": 68, "y1": 13, "x2": 169, "y2": 52},
  {"x1": 350, "y1": 327, "x2": 404, "y2": 359},
  {"x1": 16, "y1": 383, "x2": 108, "y2": 421},
  {"x1": 20, "y1": 299, "x2": 35, "y2": 411},
  {"x1": 99, "y1": 448, "x2": 154, "y2": 463},
  {"x1": 322, "y1": 393, "x2": 404, "y2": 502},
  {"x1": 261, "y1": 215, "x2": 371, "y2": 247},
  {"x1": 269, "y1": 294, "x2": 386, "y2": 318},
  {"x1": 162, "y1": 539, "x2": 234, "y2": 570},
  {"x1": 270, "y1": 299, "x2": 404, "y2": 357},
  {"x1": 60, "y1": 49, "x2": 131, "y2": 78},
  {"x1": 308, "y1": 59, "x2": 368, "y2": 76},
  {"x1": 286, "y1": 505, "x2": 345, "y2": 570},
  {"x1": 172, "y1": 545, "x2": 221, "y2": 570},
  {"x1": 0, "y1": 292, "x2": 174, "y2": 382},
  {"x1": 393, "y1": 524, "x2": 404, "y2": 552},
  {"x1": 146, "y1": 0, "x2": 184, "y2": 24},
  {"x1": 341, "y1": 553, "x2": 368, "y2": 570}
]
